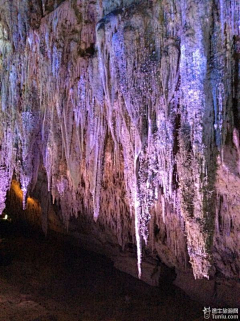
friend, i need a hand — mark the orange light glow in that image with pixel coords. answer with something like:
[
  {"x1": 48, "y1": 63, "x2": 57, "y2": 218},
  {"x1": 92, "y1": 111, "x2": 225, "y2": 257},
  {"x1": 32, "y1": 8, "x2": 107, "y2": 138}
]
[
  {"x1": 27, "y1": 197, "x2": 36, "y2": 205},
  {"x1": 11, "y1": 180, "x2": 38, "y2": 207},
  {"x1": 11, "y1": 180, "x2": 23, "y2": 199}
]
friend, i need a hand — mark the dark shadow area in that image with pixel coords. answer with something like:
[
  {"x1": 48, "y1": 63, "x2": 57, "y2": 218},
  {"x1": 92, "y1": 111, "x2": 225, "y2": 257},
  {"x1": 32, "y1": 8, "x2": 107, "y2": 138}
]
[{"x1": 0, "y1": 218, "x2": 203, "y2": 321}]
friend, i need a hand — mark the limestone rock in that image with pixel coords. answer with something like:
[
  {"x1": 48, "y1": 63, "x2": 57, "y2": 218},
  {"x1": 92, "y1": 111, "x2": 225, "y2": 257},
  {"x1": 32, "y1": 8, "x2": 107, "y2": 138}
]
[{"x1": 0, "y1": 0, "x2": 239, "y2": 301}]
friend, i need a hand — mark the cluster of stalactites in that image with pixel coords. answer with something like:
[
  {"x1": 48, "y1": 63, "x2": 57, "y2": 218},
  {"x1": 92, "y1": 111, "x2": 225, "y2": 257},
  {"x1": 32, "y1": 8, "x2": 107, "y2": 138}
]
[{"x1": 0, "y1": 0, "x2": 238, "y2": 280}]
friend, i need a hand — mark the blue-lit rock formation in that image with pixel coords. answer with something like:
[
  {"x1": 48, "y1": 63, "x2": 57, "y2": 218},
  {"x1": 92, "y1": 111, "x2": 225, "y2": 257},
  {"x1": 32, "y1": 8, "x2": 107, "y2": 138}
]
[{"x1": 0, "y1": 0, "x2": 240, "y2": 304}]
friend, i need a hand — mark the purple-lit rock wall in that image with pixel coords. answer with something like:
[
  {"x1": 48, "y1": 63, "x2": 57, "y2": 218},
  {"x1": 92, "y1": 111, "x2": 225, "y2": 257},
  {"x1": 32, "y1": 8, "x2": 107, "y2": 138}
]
[{"x1": 0, "y1": 0, "x2": 239, "y2": 293}]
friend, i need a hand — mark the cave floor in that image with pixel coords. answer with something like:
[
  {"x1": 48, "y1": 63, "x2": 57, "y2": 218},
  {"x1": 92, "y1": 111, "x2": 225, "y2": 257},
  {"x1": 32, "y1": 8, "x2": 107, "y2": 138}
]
[{"x1": 0, "y1": 221, "x2": 203, "y2": 321}]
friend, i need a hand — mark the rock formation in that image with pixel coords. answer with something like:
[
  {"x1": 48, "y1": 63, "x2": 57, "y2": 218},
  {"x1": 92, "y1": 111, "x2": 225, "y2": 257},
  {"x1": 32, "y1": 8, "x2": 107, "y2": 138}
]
[{"x1": 0, "y1": 0, "x2": 239, "y2": 305}]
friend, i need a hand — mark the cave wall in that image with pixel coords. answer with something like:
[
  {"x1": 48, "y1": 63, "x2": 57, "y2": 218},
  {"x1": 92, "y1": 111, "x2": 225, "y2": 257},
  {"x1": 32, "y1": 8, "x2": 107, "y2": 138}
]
[{"x1": 0, "y1": 0, "x2": 240, "y2": 302}]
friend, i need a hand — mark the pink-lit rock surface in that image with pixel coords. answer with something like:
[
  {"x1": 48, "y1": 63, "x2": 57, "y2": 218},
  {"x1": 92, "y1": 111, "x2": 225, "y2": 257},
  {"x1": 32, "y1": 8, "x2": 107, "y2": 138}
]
[{"x1": 0, "y1": 0, "x2": 240, "y2": 305}]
